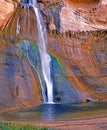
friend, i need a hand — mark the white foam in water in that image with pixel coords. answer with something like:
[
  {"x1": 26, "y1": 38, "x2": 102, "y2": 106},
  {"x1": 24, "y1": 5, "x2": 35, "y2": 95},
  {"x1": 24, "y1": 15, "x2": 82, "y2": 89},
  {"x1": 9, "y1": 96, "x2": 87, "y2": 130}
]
[{"x1": 16, "y1": 18, "x2": 20, "y2": 35}]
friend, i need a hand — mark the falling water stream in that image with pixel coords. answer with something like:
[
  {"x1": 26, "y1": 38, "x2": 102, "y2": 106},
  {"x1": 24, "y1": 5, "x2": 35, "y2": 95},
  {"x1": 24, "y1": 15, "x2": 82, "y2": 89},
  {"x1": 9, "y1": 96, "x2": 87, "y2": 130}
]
[{"x1": 22, "y1": 0, "x2": 53, "y2": 103}]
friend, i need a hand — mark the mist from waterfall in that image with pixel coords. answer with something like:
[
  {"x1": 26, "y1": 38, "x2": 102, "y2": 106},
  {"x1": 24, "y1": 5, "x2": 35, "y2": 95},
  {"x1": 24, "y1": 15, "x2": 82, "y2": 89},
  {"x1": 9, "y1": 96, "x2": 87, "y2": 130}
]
[{"x1": 22, "y1": 0, "x2": 53, "y2": 103}]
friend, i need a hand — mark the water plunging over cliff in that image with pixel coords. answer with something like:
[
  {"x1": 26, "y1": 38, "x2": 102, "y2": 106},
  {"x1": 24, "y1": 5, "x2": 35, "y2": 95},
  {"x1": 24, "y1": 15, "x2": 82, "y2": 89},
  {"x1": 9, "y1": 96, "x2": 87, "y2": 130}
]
[
  {"x1": 22, "y1": 0, "x2": 53, "y2": 103},
  {"x1": 3, "y1": 0, "x2": 92, "y2": 105}
]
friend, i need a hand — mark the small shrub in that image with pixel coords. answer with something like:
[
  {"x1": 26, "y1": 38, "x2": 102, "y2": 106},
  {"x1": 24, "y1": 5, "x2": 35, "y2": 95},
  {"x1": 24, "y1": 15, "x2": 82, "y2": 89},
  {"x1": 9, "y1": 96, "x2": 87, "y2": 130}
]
[{"x1": 104, "y1": 36, "x2": 107, "y2": 40}]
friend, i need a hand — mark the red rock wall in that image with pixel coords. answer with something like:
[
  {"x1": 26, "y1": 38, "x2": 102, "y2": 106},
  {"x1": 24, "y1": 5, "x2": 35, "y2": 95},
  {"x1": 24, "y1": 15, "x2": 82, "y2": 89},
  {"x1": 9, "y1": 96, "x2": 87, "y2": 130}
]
[
  {"x1": 0, "y1": 0, "x2": 107, "y2": 32},
  {"x1": 0, "y1": 43, "x2": 41, "y2": 111},
  {"x1": 48, "y1": 31, "x2": 107, "y2": 102}
]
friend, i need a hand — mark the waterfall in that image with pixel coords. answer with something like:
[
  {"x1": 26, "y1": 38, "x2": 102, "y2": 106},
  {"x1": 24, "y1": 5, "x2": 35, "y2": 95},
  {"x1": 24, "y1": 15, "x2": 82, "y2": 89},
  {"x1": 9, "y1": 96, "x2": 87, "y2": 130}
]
[{"x1": 22, "y1": 0, "x2": 53, "y2": 103}]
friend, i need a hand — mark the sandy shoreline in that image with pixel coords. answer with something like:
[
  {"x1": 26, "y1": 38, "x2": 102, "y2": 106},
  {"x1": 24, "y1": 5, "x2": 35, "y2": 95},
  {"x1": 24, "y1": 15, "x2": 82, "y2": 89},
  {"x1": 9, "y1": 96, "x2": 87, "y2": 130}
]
[
  {"x1": 0, "y1": 113, "x2": 107, "y2": 129},
  {"x1": 5, "y1": 116, "x2": 106, "y2": 130},
  {"x1": 32, "y1": 116, "x2": 107, "y2": 130}
]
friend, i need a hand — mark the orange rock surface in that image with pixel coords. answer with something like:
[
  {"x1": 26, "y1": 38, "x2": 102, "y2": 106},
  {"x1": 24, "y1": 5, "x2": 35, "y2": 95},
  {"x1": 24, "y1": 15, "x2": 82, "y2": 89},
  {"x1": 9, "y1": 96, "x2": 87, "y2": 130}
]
[
  {"x1": 0, "y1": 0, "x2": 107, "y2": 31},
  {"x1": 0, "y1": 0, "x2": 14, "y2": 30},
  {"x1": 60, "y1": 0, "x2": 107, "y2": 32},
  {"x1": 48, "y1": 30, "x2": 107, "y2": 102},
  {"x1": 0, "y1": 43, "x2": 41, "y2": 111}
]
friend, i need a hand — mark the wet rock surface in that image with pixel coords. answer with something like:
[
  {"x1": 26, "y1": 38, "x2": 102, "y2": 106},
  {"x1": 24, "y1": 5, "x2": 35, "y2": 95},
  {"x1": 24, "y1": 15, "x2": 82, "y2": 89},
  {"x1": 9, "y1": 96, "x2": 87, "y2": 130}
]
[
  {"x1": 0, "y1": 41, "x2": 41, "y2": 110},
  {"x1": 48, "y1": 31, "x2": 107, "y2": 102}
]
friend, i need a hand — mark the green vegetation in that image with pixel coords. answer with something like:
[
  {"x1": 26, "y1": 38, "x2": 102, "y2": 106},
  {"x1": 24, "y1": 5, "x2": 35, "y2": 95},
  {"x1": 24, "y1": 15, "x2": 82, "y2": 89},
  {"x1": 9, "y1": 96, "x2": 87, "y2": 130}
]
[
  {"x1": 48, "y1": 3, "x2": 58, "y2": 9},
  {"x1": 0, "y1": 122, "x2": 52, "y2": 130},
  {"x1": 104, "y1": 36, "x2": 107, "y2": 41},
  {"x1": 17, "y1": 40, "x2": 37, "y2": 58},
  {"x1": 30, "y1": 42, "x2": 37, "y2": 49},
  {"x1": 49, "y1": 53, "x2": 62, "y2": 69},
  {"x1": 49, "y1": 53, "x2": 66, "y2": 76}
]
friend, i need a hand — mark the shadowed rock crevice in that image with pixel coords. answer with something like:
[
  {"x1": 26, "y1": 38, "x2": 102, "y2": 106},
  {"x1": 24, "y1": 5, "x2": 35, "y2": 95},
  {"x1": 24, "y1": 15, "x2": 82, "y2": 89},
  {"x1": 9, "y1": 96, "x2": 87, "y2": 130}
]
[{"x1": 39, "y1": 1, "x2": 64, "y2": 33}]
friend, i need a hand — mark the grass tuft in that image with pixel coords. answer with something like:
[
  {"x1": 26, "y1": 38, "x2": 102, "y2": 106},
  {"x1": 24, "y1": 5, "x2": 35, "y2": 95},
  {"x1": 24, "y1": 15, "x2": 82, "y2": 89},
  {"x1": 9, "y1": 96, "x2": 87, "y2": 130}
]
[{"x1": 0, "y1": 122, "x2": 52, "y2": 130}]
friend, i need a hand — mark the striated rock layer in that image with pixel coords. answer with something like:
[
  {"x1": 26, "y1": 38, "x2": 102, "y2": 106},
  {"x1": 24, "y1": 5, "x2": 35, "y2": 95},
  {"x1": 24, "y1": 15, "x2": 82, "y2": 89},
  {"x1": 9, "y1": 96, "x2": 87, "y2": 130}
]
[
  {"x1": 0, "y1": 0, "x2": 107, "y2": 31},
  {"x1": 40, "y1": 0, "x2": 107, "y2": 32},
  {"x1": 60, "y1": 0, "x2": 107, "y2": 32},
  {"x1": 0, "y1": 0, "x2": 14, "y2": 30},
  {"x1": 0, "y1": 40, "x2": 41, "y2": 111},
  {"x1": 48, "y1": 31, "x2": 107, "y2": 102}
]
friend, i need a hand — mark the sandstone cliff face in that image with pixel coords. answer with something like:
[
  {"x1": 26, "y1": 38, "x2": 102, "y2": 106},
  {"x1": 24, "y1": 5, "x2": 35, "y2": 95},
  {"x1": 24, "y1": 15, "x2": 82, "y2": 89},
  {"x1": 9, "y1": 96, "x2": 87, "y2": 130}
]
[
  {"x1": 48, "y1": 31, "x2": 107, "y2": 102},
  {"x1": 0, "y1": 0, "x2": 107, "y2": 110},
  {"x1": 39, "y1": 0, "x2": 107, "y2": 32},
  {"x1": 0, "y1": 0, "x2": 107, "y2": 31},
  {"x1": 0, "y1": 0, "x2": 14, "y2": 30},
  {"x1": 60, "y1": 0, "x2": 107, "y2": 32},
  {"x1": 41, "y1": 0, "x2": 107, "y2": 102},
  {"x1": 0, "y1": 40, "x2": 41, "y2": 111}
]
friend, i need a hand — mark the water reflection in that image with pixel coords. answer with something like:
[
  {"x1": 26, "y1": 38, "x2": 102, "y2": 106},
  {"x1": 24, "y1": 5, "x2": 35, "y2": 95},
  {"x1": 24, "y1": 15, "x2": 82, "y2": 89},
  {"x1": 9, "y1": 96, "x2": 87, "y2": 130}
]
[
  {"x1": 1, "y1": 102, "x2": 107, "y2": 121},
  {"x1": 38, "y1": 104, "x2": 56, "y2": 121}
]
